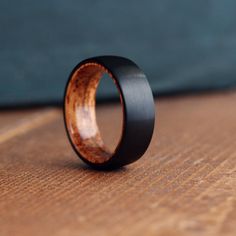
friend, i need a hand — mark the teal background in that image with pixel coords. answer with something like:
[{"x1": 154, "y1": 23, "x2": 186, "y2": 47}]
[{"x1": 1, "y1": 0, "x2": 236, "y2": 107}]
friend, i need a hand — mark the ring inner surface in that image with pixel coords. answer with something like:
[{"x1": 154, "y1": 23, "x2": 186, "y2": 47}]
[{"x1": 65, "y1": 63, "x2": 122, "y2": 164}]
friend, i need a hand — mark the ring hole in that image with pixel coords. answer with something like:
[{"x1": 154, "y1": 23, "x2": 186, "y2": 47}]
[{"x1": 96, "y1": 73, "x2": 123, "y2": 153}]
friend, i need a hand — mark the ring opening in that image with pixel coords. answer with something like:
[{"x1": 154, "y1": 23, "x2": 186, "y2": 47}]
[{"x1": 65, "y1": 63, "x2": 124, "y2": 164}]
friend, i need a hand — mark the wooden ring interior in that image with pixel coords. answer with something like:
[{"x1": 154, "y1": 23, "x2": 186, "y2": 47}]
[{"x1": 65, "y1": 63, "x2": 123, "y2": 164}]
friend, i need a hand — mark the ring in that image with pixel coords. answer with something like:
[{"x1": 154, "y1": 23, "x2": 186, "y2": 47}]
[{"x1": 64, "y1": 56, "x2": 155, "y2": 169}]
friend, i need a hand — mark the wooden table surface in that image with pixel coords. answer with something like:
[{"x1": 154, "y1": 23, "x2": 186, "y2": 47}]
[{"x1": 0, "y1": 91, "x2": 236, "y2": 236}]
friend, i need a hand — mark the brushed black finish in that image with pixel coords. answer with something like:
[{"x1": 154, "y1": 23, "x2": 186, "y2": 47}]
[{"x1": 64, "y1": 56, "x2": 155, "y2": 169}]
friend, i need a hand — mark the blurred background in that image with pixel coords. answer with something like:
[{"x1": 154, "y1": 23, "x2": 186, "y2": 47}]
[{"x1": 1, "y1": 0, "x2": 236, "y2": 107}]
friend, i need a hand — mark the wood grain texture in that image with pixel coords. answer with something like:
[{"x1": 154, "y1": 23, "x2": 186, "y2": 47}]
[
  {"x1": 0, "y1": 91, "x2": 236, "y2": 236},
  {"x1": 0, "y1": 109, "x2": 60, "y2": 144},
  {"x1": 65, "y1": 63, "x2": 123, "y2": 164}
]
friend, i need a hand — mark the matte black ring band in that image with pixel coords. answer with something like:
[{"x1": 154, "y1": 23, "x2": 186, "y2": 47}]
[{"x1": 64, "y1": 56, "x2": 155, "y2": 169}]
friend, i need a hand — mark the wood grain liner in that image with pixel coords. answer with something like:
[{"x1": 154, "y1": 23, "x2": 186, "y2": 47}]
[{"x1": 64, "y1": 63, "x2": 124, "y2": 164}]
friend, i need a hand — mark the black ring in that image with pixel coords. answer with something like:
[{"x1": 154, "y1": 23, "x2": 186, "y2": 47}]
[{"x1": 64, "y1": 56, "x2": 155, "y2": 169}]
